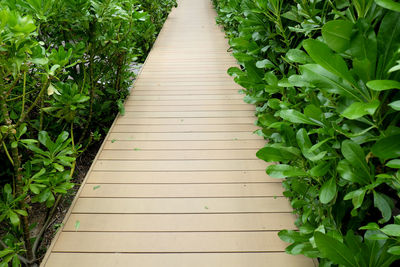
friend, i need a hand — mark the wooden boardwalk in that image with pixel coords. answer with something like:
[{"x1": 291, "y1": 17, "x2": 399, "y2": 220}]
[{"x1": 41, "y1": 0, "x2": 315, "y2": 266}]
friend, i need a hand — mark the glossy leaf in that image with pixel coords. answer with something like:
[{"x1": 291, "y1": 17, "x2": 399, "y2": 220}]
[
  {"x1": 319, "y1": 178, "x2": 337, "y2": 204},
  {"x1": 322, "y1": 20, "x2": 353, "y2": 53}
]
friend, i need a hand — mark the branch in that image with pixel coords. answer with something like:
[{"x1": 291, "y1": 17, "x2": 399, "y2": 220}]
[{"x1": 32, "y1": 195, "x2": 63, "y2": 258}]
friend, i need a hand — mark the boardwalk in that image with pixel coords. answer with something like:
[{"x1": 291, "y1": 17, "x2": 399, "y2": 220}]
[{"x1": 41, "y1": 0, "x2": 315, "y2": 266}]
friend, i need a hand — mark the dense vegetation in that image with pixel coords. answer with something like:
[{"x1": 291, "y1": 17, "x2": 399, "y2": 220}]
[
  {"x1": 0, "y1": 0, "x2": 176, "y2": 265},
  {"x1": 213, "y1": 0, "x2": 400, "y2": 266}
]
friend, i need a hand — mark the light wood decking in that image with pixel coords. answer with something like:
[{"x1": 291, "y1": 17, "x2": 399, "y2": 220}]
[{"x1": 41, "y1": 0, "x2": 316, "y2": 266}]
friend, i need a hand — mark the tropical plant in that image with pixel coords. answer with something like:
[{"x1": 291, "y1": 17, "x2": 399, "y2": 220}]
[{"x1": 214, "y1": 0, "x2": 400, "y2": 266}]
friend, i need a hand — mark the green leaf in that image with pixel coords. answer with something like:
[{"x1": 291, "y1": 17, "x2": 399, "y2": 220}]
[
  {"x1": 388, "y1": 100, "x2": 400, "y2": 110},
  {"x1": 75, "y1": 220, "x2": 80, "y2": 231},
  {"x1": 374, "y1": 191, "x2": 392, "y2": 223},
  {"x1": 0, "y1": 249, "x2": 13, "y2": 258},
  {"x1": 322, "y1": 20, "x2": 353, "y2": 53},
  {"x1": 366, "y1": 80, "x2": 400, "y2": 91},
  {"x1": 303, "y1": 39, "x2": 358, "y2": 88},
  {"x1": 319, "y1": 178, "x2": 337, "y2": 204},
  {"x1": 344, "y1": 188, "x2": 366, "y2": 210},
  {"x1": 341, "y1": 140, "x2": 370, "y2": 182},
  {"x1": 256, "y1": 59, "x2": 274, "y2": 69},
  {"x1": 388, "y1": 246, "x2": 400, "y2": 255},
  {"x1": 256, "y1": 146, "x2": 299, "y2": 162},
  {"x1": 314, "y1": 232, "x2": 357, "y2": 267},
  {"x1": 280, "y1": 109, "x2": 323, "y2": 126},
  {"x1": 266, "y1": 164, "x2": 307, "y2": 178},
  {"x1": 341, "y1": 99, "x2": 380, "y2": 119},
  {"x1": 278, "y1": 230, "x2": 309, "y2": 243},
  {"x1": 9, "y1": 211, "x2": 20, "y2": 226},
  {"x1": 375, "y1": 0, "x2": 400, "y2": 12},
  {"x1": 380, "y1": 224, "x2": 400, "y2": 236},
  {"x1": 359, "y1": 222, "x2": 380, "y2": 230},
  {"x1": 286, "y1": 49, "x2": 312, "y2": 64},
  {"x1": 12, "y1": 254, "x2": 19, "y2": 267},
  {"x1": 299, "y1": 64, "x2": 364, "y2": 101},
  {"x1": 310, "y1": 161, "x2": 331, "y2": 177},
  {"x1": 372, "y1": 134, "x2": 400, "y2": 160},
  {"x1": 386, "y1": 159, "x2": 400, "y2": 168}
]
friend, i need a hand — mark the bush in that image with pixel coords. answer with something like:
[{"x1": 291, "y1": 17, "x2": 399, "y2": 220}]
[
  {"x1": 0, "y1": 0, "x2": 176, "y2": 265},
  {"x1": 213, "y1": 0, "x2": 400, "y2": 266}
]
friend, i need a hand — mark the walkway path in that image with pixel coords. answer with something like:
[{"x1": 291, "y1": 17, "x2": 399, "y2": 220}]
[{"x1": 41, "y1": 0, "x2": 315, "y2": 266}]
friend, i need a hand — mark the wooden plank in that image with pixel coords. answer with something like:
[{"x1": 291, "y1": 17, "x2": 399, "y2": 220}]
[
  {"x1": 93, "y1": 160, "x2": 267, "y2": 171},
  {"x1": 131, "y1": 90, "x2": 240, "y2": 95},
  {"x1": 73, "y1": 197, "x2": 293, "y2": 213},
  {"x1": 107, "y1": 132, "x2": 260, "y2": 141},
  {"x1": 98, "y1": 149, "x2": 258, "y2": 160},
  {"x1": 112, "y1": 124, "x2": 258, "y2": 132},
  {"x1": 122, "y1": 105, "x2": 254, "y2": 111},
  {"x1": 80, "y1": 183, "x2": 284, "y2": 198},
  {"x1": 46, "y1": 253, "x2": 315, "y2": 267},
  {"x1": 87, "y1": 170, "x2": 278, "y2": 184},
  {"x1": 121, "y1": 100, "x2": 247, "y2": 105},
  {"x1": 53, "y1": 232, "x2": 287, "y2": 252},
  {"x1": 121, "y1": 111, "x2": 254, "y2": 118},
  {"x1": 103, "y1": 140, "x2": 265, "y2": 150},
  {"x1": 116, "y1": 117, "x2": 256, "y2": 125},
  {"x1": 127, "y1": 95, "x2": 243, "y2": 101},
  {"x1": 64, "y1": 213, "x2": 296, "y2": 231}
]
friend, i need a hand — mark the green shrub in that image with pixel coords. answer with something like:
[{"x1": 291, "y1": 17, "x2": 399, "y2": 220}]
[
  {"x1": 214, "y1": 0, "x2": 400, "y2": 266},
  {"x1": 0, "y1": 0, "x2": 176, "y2": 265}
]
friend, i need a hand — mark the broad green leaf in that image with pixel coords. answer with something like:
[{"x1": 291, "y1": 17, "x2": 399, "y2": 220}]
[
  {"x1": 256, "y1": 146, "x2": 299, "y2": 162},
  {"x1": 0, "y1": 249, "x2": 13, "y2": 258},
  {"x1": 359, "y1": 222, "x2": 380, "y2": 230},
  {"x1": 366, "y1": 80, "x2": 400, "y2": 91},
  {"x1": 303, "y1": 39, "x2": 358, "y2": 89},
  {"x1": 278, "y1": 230, "x2": 309, "y2": 243},
  {"x1": 376, "y1": 12, "x2": 400, "y2": 78},
  {"x1": 314, "y1": 232, "x2": 357, "y2": 267},
  {"x1": 341, "y1": 99, "x2": 380, "y2": 119},
  {"x1": 375, "y1": 0, "x2": 400, "y2": 12},
  {"x1": 256, "y1": 59, "x2": 274, "y2": 69},
  {"x1": 388, "y1": 100, "x2": 400, "y2": 110},
  {"x1": 286, "y1": 49, "x2": 312, "y2": 64},
  {"x1": 280, "y1": 109, "x2": 323, "y2": 126},
  {"x1": 310, "y1": 161, "x2": 331, "y2": 177},
  {"x1": 350, "y1": 21, "x2": 377, "y2": 82},
  {"x1": 322, "y1": 20, "x2": 353, "y2": 53},
  {"x1": 372, "y1": 134, "x2": 400, "y2": 160},
  {"x1": 374, "y1": 191, "x2": 392, "y2": 223},
  {"x1": 227, "y1": 67, "x2": 243, "y2": 77},
  {"x1": 299, "y1": 64, "x2": 363, "y2": 101},
  {"x1": 319, "y1": 178, "x2": 337, "y2": 204},
  {"x1": 9, "y1": 211, "x2": 20, "y2": 226},
  {"x1": 344, "y1": 188, "x2": 366, "y2": 209},
  {"x1": 388, "y1": 246, "x2": 400, "y2": 255},
  {"x1": 386, "y1": 159, "x2": 400, "y2": 168},
  {"x1": 266, "y1": 164, "x2": 307, "y2": 178},
  {"x1": 380, "y1": 224, "x2": 400, "y2": 236},
  {"x1": 341, "y1": 140, "x2": 371, "y2": 182}
]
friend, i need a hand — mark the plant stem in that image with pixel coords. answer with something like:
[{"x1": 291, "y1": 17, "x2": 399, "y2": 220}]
[{"x1": 32, "y1": 195, "x2": 62, "y2": 259}]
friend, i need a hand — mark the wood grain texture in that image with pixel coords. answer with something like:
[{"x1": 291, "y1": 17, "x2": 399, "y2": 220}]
[{"x1": 41, "y1": 0, "x2": 315, "y2": 266}]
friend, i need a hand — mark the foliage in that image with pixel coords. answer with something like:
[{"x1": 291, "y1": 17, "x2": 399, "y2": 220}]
[
  {"x1": 213, "y1": 0, "x2": 400, "y2": 266},
  {"x1": 0, "y1": 0, "x2": 176, "y2": 265}
]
